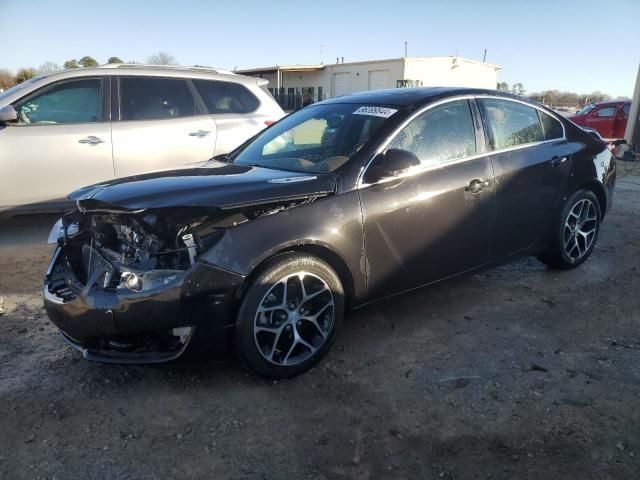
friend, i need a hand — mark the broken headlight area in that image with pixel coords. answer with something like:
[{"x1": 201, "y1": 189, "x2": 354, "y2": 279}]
[
  {"x1": 46, "y1": 206, "x2": 243, "y2": 298},
  {"x1": 45, "y1": 199, "x2": 316, "y2": 301}
]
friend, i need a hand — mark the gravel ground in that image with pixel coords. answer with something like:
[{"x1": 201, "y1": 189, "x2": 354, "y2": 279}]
[{"x1": 1, "y1": 166, "x2": 640, "y2": 479}]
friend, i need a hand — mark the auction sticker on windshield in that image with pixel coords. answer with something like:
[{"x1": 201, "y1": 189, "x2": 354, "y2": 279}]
[{"x1": 353, "y1": 106, "x2": 398, "y2": 118}]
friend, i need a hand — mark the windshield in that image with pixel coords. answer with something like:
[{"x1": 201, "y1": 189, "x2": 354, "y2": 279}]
[
  {"x1": 0, "y1": 76, "x2": 45, "y2": 102},
  {"x1": 576, "y1": 104, "x2": 596, "y2": 115},
  {"x1": 233, "y1": 103, "x2": 399, "y2": 173}
]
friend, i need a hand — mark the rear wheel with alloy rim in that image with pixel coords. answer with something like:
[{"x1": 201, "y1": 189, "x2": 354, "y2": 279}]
[
  {"x1": 539, "y1": 189, "x2": 601, "y2": 269},
  {"x1": 235, "y1": 254, "x2": 344, "y2": 378}
]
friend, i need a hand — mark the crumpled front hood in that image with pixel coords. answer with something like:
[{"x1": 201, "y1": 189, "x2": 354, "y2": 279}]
[{"x1": 69, "y1": 161, "x2": 337, "y2": 210}]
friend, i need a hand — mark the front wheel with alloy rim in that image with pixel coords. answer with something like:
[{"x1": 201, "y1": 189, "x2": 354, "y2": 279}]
[
  {"x1": 235, "y1": 254, "x2": 344, "y2": 378},
  {"x1": 539, "y1": 189, "x2": 601, "y2": 269}
]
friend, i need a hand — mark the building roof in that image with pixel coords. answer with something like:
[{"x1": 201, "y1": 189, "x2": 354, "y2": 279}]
[
  {"x1": 235, "y1": 64, "x2": 325, "y2": 74},
  {"x1": 235, "y1": 56, "x2": 500, "y2": 74}
]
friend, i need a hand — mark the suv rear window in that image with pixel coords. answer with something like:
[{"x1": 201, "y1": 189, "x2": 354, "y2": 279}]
[
  {"x1": 120, "y1": 77, "x2": 196, "y2": 120},
  {"x1": 193, "y1": 79, "x2": 259, "y2": 114}
]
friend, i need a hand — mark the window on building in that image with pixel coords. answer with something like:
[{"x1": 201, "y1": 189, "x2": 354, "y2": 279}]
[
  {"x1": 478, "y1": 98, "x2": 544, "y2": 149},
  {"x1": 120, "y1": 77, "x2": 196, "y2": 120},
  {"x1": 388, "y1": 99, "x2": 476, "y2": 166}
]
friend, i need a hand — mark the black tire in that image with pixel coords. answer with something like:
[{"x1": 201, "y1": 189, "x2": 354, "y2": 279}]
[
  {"x1": 235, "y1": 253, "x2": 344, "y2": 379},
  {"x1": 539, "y1": 189, "x2": 601, "y2": 269}
]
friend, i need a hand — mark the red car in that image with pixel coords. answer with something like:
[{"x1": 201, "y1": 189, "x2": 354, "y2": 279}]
[{"x1": 569, "y1": 101, "x2": 631, "y2": 139}]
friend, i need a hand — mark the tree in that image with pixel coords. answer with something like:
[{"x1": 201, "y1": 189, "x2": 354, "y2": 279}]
[
  {"x1": 64, "y1": 59, "x2": 78, "y2": 69},
  {"x1": 511, "y1": 82, "x2": 525, "y2": 96},
  {"x1": 146, "y1": 51, "x2": 177, "y2": 65},
  {"x1": 78, "y1": 56, "x2": 98, "y2": 68},
  {"x1": 0, "y1": 69, "x2": 15, "y2": 90},
  {"x1": 107, "y1": 56, "x2": 124, "y2": 64},
  {"x1": 497, "y1": 82, "x2": 510, "y2": 92},
  {"x1": 15, "y1": 68, "x2": 37, "y2": 84},
  {"x1": 38, "y1": 62, "x2": 61, "y2": 74}
]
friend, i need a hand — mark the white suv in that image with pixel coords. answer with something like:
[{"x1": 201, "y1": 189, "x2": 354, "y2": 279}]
[{"x1": 0, "y1": 64, "x2": 284, "y2": 214}]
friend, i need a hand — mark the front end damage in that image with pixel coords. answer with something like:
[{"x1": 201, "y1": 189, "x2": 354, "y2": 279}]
[{"x1": 44, "y1": 199, "x2": 318, "y2": 363}]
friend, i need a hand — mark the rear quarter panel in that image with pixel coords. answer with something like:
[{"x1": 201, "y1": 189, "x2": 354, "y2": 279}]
[{"x1": 564, "y1": 124, "x2": 615, "y2": 215}]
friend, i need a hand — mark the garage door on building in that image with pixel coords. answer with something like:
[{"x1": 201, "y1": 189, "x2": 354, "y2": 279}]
[
  {"x1": 333, "y1": 73, "x2": 351, "y2": 97},
  {"x1": 368, "y1": 70, "x2": 390, "y2": 91}
]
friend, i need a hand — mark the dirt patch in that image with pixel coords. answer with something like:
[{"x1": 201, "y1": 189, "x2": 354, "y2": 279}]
[{"x1": 1, "y1": 177, "x2": 640, "y2": 479}]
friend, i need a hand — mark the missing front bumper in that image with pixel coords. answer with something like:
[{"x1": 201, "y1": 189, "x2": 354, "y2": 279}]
[
  {"x1": 60, "y1": 327, "x2": 194, "y2": 364},
  {"x1": 43, "y1": 245, "x2": 245, "y2": 363}
]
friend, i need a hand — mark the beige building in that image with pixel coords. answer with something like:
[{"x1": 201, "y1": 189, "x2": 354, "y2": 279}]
[{"x1": 237, "y1": 56, "x2": 501, "y2": 110}]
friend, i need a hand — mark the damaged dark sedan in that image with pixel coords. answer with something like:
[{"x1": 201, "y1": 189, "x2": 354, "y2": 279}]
[{"x1": 44, "y1": 87, "x2": 616, "y2": 378}]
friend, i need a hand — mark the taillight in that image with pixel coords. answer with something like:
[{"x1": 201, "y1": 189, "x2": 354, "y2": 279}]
[{"x1": 264, "y1": 120, "x2": 276, "y2": 126}]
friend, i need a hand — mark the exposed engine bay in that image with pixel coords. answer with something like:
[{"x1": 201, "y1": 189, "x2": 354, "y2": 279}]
[{"x1": 49, "y1": 198, "x2": 322, "y2": 298}]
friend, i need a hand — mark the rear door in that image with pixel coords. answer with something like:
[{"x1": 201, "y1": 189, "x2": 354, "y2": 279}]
[
  {"x1": 584, "y1": 104, "x2": 617, "y2": 138},
  {"x1": 477, "y1": 97, "x2": 570, "y2": 259},
  {"x1": 0, "y1": 77, "x2": 113, "y2": 210},
  {"x1": 359, "y1": 98, "x2": 495, "y2": 299},
  {"x1": 191, "y1": 79, "x2": 270, "y2": 155},
  {"x1": 111, "y1": 76, "x2": 217, "y2": 178}
]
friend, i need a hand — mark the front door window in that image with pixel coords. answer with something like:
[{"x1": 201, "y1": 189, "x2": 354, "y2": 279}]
[{"x1": 14, "y1": 79, "x2": 102, "y2": 125}]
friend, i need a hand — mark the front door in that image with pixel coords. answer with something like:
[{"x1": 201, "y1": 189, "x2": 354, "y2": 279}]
[
  {"x1": 359, "y1": 99, "x2": 495, "y2": 299},
  {"x1": 584, "y1": 104, "x2": 617, "y2": 139},
  {"x1": 477, "y1": 98, "x2": 570, "y2": 259},
  {"x1": 112, "y1": 76, "x2": 217, "y2": 178},
  {"x1": 0, "y1": 77, "x2": 113, "y2": 210}
]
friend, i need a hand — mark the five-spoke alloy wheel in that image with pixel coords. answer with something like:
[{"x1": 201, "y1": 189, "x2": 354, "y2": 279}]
[{"x1": 235, "y1": 254, "x2": 344, "y2": 378}]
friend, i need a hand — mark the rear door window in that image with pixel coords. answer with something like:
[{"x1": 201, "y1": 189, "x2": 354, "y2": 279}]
[
  {"x1": 538, "y1": 111, "x2": 564, "y2": 140},
  {"x1": 623, "y1": 104, "x2": 631, "y2": 116},
  {"x1": 479, "y1": 98, "x2": 544, "y2": 149},
  {"x1": 388, "y1": 99, "x2": 476, "y2": 166},
  {"x1": 119, "y1": 77, "x2": 196, "y2": 120},
  {"x1": 192, "y1": 79, "x2": 259, "y2": 114},
  {"x1": 15, "y1": 78, "x2": 102, "y2": 125}
]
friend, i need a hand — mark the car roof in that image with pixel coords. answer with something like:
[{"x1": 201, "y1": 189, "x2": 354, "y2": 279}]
[
  {"x1": 27, "y1": 64, "x2": 260, "y2": 88},
  {"x1": 319, "y1": 87, "x2": 529, "y2": 108},
  {"x1": 591, "y1": 100, "x2": 630, "y2": 106}
]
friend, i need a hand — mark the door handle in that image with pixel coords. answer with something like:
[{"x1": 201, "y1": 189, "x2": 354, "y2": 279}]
[
  {"x1": 188, "y1": 130, "x2": 210, "y2": 138},
  {"x1": 78, "y1": 136, "x2": 104, "y2": 146},
  {"x1": 551, "y1": 156, "x2": 567, "y2": 167},
  {"x1": 465, "y1": 178, "x2": 488, "y2": 194}
]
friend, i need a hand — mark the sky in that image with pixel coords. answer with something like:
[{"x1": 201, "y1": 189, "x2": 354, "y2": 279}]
[{"x1": 1, "y1": 0, "x2": 639, "y2": 97}]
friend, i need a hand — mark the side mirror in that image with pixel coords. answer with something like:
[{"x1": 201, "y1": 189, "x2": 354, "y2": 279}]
[
  {"x1": 381, "y1": 148, "x2": 419, "y2": 176},
  {"x1": 0, "y1": 105, "x2": 17, "y2": 123}
]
